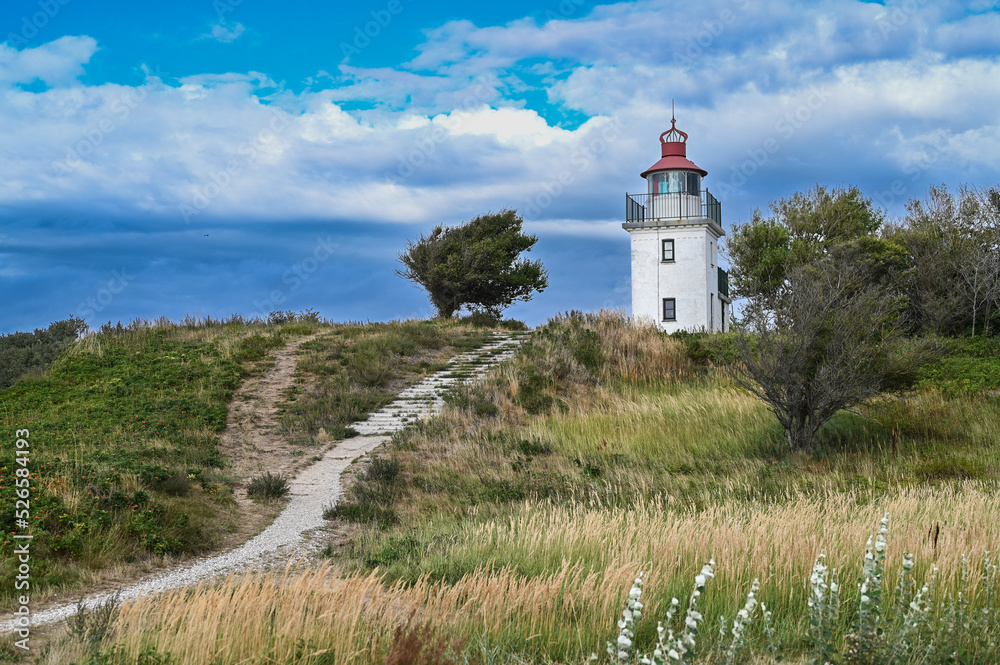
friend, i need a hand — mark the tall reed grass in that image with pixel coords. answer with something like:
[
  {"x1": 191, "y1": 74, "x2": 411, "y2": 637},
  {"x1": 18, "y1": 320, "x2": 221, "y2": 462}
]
[{"x1": 98, "y1": 486, "x2": 999, "y2": 664}]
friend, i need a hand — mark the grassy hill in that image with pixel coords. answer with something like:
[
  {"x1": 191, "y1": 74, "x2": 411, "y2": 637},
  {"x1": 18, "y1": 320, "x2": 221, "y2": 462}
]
[
  {"x1": 0, "y1": 314, "x2": 492, "y2": 608},
  {"x1": 6, "y1": 312, "x2": 1000, "y2": 664}
]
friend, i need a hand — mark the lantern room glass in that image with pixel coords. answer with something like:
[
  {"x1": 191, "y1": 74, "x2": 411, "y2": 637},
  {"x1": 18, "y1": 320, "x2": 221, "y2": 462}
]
[{"x1": 648, "y1": 171, "x2": 701, "y2": 196}]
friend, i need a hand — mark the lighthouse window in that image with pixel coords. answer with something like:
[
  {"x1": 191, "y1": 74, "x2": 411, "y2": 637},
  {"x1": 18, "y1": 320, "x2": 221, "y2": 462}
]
[
  {"x1": 668, "y1": 172, "x2": 685, "y2": 193},
  {"x1": 661, "y1": 239, "x2": 674, "y2": 262},
  {"x1": 662, "y1": 298, "x2": 676, "y2": 321},
  {"x1": 687, "y1": 173, "x2": 701, "y2": 193},
  {"x1": 649, "y1": 173, "x2": 666, "y2": 195}
]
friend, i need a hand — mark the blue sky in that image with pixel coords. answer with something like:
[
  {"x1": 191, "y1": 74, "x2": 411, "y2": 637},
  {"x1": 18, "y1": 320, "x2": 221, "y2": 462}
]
[{"x1": 2, "y1": 0, "x2": 999, "y2": 333}]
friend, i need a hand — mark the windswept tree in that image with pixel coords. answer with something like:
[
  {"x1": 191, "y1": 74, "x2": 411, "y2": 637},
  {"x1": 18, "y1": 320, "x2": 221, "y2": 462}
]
[{"x1": 397, "y1": 209, "x2": 548, "y2": 319}]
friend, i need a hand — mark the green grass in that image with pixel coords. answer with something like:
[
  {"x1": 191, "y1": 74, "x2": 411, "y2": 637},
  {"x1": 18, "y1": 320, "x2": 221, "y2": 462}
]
[
  {"x1": 0, "y1": 317, "x2": 312, "y2": 601},
  {"x1": 918, "y1": 334, "x2": 1000, "y2": 397}
]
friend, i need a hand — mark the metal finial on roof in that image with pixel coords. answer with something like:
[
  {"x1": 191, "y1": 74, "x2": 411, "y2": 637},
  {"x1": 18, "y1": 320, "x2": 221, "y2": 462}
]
[{"x1": 660, "y1": 101, "x2": 687, "y2": 144}]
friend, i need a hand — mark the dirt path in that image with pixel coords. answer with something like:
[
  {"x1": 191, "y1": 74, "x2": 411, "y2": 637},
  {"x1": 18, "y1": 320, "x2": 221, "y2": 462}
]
[
  {"x1": 0, "y1": 331, "x2": 524, "y2": 632},
  {"x1": 211, "y1": 332, "x2": 324, "y2": 551},
  {"x1": 220, "y1": 332, "x2": 317, "y2": 480}
]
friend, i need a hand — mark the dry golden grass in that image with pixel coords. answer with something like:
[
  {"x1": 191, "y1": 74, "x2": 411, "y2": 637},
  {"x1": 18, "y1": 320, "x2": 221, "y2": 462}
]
[
  {"x1": 109, "y1": 561, "x2": 638, "y2": 665},
  {"x1": 458, "y1": 485, "x2": 1000, "y2": 597},
  {"x1": 102, "y1": 485, "x2": 1000, "y2": 665}
]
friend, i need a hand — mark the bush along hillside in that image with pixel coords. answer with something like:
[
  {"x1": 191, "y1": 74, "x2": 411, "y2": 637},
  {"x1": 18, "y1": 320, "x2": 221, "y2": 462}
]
[
  {"x1": 0, "y1": 314, "x2": 494, "y2": 605},
  {"x1": 0, "y1": 317, "x2": 88, "y2": 389}
]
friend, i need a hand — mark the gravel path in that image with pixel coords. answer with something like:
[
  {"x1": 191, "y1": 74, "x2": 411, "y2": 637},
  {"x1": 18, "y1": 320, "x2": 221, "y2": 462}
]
[{"x1": 0, "y1": 331, "x2": 524, "y2": 631}]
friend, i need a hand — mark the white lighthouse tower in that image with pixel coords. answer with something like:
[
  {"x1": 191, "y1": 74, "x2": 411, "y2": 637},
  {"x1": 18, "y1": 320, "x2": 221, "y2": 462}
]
[{"x1": 623, "y1": 112, "x2": 730, "y2": 333}]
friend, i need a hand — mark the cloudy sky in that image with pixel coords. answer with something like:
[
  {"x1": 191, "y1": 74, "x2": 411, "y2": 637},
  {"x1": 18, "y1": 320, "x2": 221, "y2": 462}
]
[{"x1": 2, "y1": 0, "x2": 999, "y2": 332}]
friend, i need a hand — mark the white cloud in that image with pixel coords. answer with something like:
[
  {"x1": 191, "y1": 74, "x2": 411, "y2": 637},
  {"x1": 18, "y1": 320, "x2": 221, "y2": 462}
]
[
  {"x1": 3, "y1": 1, "x2": 1000, "y2": 232},
  {"x1": 0, "y1": 35, "x2": 97, "y2": 86},
  {"x1": 202, "y1": 20, "x2": 246, "y2": 44}
]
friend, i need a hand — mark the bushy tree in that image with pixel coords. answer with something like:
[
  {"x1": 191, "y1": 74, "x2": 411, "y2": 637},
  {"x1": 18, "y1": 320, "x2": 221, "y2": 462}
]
[
  {"x1": 727, "y1": 185, "x2": 906, "y2": 307},
  {"x1": 727, "y1": 259, "x2": 932, "y2": 452},
  {"x1": 723, "y1": 186, "x2": 934, "y2": 451},
  {"x1": 887, "y1": 185, "x2": 1000, "y2": 336},
  {"x1": 397, "y1": 209, "x2": 548, "y2": 318}
]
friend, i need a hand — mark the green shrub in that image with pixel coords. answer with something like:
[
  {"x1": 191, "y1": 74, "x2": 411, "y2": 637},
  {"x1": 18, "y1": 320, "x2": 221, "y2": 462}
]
[
  {"x1": 364, "y1": 457, "x2": 401, "y2": 485},
  {"x1": 154, "y1": 472, "x2": 192, "y2": 497},
  {"x1": 324, "y1": 455, "x2": 404, "y2": 529},
  {"x1": 325, "y1": 502, "x2": 399, "y2": 529},
  {"x1": 919, "y1": 335, "x2": 1000, "y2": 397},
  {"x1": 444, "y1": 385, "x2": 499, "y2": 417},
  {"x1": 912, "y1": 455, "x2": 988, "y2": 481},
  {"x1": 514, "y1": 365, "x2": 554, "y2": 415},
  {"x1": 461, "y1": 310, "x2": 503, "y2": 328},
  {"x1": 0, "y1": 317, "x2": 87, "y2": 388},
  {"x1": 246, "y1": 472, "x2": 290, "y2": 501},
  {"x1": 233, "y1": 333, "x2": 285, "y2": 362},
  {"x1": 497, "y1": 319, "x2": 530, "y2": 331},
  {"x1": 516, "y1": 438, "x2": 551, "y2": 456}
]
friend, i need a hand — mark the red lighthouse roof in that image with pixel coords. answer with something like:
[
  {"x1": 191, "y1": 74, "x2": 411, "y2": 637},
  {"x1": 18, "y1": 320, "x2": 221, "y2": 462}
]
[{"x1": 640, "y1": 115, "x2": 708, "y2": 179}]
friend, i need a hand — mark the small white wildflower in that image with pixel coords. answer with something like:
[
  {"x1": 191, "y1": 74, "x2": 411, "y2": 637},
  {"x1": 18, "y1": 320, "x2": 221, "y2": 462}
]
[
  {"x1": 695, "y1": 574, "x2": 706, "y2": 587},
  {"x1": 668, "y1": 649, "x2": 680, "y2": 660},
  {"x1": 861, "y1": 594, "x2": 871, "y2": 604},
  {"x1": 618, "y1": 634, "x2": 632, "y2": 649}
]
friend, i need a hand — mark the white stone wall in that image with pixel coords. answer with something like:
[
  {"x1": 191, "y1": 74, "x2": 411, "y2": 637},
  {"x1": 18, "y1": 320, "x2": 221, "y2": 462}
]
[
  {"x1": 629, "y1": 229, "x2": 660, "y2": 325},
  {"x1": 628, "y1": 220, "x2": 726, "y2": 333}
]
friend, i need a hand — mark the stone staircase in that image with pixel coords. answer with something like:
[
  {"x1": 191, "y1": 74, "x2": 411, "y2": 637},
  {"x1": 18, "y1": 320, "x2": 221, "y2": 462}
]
[{"x1": 350, "y1": 331, "x2": 526, "y2": 435}]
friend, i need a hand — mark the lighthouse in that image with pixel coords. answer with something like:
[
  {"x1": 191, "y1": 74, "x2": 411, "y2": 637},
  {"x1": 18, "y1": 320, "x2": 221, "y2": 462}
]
[{"x1": 623, "y1": 112, "x2": 730, "y2": 333}]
